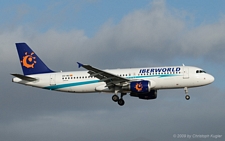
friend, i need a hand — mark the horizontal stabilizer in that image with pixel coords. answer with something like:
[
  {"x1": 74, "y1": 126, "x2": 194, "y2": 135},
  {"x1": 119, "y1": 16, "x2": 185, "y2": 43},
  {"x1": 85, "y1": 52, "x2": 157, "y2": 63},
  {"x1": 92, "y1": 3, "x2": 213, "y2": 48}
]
[{"x1": 11, "y1": 74, "x2": 37, "y2": 81}]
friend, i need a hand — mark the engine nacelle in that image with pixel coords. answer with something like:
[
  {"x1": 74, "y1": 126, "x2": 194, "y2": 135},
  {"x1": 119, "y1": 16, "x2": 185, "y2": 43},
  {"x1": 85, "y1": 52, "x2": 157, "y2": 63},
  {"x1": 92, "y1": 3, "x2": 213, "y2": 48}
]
[
  {"x1": 122, "y1": 80, "x2": 151, "y2": 93},
  {"x1": 130, "y1": 90, "x2": 157, "y2": 100}
]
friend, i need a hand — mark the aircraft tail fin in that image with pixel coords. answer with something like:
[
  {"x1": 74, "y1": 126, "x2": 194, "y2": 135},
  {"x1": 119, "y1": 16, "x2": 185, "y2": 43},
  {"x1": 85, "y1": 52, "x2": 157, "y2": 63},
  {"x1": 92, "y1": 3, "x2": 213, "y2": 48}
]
[{"x1": 15, "y1": 43, "x2": 54, "y2": 75}]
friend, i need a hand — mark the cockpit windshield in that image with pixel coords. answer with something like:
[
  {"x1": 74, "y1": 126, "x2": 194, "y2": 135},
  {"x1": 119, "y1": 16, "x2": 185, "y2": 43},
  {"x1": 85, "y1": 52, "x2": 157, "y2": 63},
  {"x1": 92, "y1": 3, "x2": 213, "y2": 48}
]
[{"x1": 196, "y1": 70, "x2": 206, "y2": 73}]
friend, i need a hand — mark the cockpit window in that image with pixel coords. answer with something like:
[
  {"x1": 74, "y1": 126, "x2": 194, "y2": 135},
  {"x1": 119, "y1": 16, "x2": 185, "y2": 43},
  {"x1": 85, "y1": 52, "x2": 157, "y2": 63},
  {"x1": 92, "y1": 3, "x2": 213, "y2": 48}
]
[
  {"x1": 196, "y1": 70, "x2": 206, "y2": 73},
  {"x1": 201, "y1": 70, "x2": 206, "y2": 73}
]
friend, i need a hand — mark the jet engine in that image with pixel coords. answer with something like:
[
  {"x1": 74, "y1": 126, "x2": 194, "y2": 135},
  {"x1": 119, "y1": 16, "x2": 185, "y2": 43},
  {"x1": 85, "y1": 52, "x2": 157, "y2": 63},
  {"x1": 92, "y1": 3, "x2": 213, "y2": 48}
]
[
  {"x1": 122, "y1": 80, "x2": 151, "y2": 93},
  {"x1": 130, "y1": 90, "x2": 157, "y2": 100}
]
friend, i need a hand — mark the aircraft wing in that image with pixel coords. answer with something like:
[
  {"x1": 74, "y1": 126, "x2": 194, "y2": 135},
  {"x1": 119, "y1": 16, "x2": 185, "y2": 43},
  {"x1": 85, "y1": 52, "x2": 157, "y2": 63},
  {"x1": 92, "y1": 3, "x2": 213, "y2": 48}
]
[{"x1": 77, "y1": 62, "x2": 130, "y2": 87}]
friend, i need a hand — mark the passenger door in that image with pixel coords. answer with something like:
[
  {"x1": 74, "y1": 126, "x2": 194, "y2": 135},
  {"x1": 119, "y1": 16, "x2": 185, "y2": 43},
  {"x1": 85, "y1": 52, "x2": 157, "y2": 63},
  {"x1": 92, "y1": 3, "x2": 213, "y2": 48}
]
[
  {"x1": 183, "y1": 67, "x2": 189, "y2": 79},
  {"x1": 50, "y1": 74, "x2": 56, "y2": 85}
]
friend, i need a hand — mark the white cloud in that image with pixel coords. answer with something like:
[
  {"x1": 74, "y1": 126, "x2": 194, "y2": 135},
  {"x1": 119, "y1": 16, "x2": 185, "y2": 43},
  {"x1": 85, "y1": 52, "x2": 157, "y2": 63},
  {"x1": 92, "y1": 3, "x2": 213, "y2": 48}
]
[
  {"x1": 180, "y1": 19, "x2": 225, "y2": 62},
  {"x1": 1, "y1": 0, "x2": 225, "y2": 69}
]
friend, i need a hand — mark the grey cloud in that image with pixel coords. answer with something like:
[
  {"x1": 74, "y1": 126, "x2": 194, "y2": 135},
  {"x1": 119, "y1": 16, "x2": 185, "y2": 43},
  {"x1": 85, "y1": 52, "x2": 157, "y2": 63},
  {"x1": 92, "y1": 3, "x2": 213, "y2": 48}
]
[
  {"x1": 179, "y1": 19, "x2": 225, "y2": 57},
  {"x1": 1, "y1": 83, "x2": 224, "y2": 141}
]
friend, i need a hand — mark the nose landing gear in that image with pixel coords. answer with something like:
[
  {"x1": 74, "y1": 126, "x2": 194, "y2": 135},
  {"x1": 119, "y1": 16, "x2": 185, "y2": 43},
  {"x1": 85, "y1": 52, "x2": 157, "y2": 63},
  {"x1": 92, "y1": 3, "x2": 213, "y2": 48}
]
[{"x1": 184, "y1": 87, "x2": 190, "y2": 100}]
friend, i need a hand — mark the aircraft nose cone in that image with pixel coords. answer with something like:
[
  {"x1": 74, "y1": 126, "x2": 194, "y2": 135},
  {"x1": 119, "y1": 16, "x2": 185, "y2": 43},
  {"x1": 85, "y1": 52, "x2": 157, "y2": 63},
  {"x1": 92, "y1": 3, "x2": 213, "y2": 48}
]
[{"x1": 208, "y1": 75, "x2": 215, "y2": 83}]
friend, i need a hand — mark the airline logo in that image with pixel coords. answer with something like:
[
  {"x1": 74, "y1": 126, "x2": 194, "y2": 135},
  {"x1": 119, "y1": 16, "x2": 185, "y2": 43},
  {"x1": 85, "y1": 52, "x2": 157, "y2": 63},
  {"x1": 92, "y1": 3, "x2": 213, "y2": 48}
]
[
  {"x1": 139, "y1": 67, "x2": 181, "y2": 73},
  {"x1": 135, "y1": 82, "x2": 143, "y2": 92},
  {"x1": 21, "y1": 52, "x2": 36, "y2": 68}
]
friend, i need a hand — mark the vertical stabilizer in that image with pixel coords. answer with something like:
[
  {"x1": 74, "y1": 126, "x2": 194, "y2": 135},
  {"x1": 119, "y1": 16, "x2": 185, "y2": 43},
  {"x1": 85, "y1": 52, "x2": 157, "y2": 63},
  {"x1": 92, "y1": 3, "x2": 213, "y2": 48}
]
[{"x1": 16, "y1": 43, "x2": 54, "y2": 75}]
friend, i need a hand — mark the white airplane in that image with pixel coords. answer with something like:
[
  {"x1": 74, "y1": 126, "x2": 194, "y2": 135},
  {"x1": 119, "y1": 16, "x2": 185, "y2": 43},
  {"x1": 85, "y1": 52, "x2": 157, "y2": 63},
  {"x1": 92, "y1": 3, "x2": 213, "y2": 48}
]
[{"x1": 12, "y1": 43, "x2": 214, "y2": 106}]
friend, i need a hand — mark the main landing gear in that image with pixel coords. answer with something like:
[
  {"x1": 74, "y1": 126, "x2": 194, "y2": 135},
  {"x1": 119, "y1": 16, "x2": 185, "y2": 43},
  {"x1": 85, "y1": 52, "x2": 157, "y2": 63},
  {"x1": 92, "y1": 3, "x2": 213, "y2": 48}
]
[
  {"x1": 184, "y1": 87, "x2": 190, "y2": 100},
  {"x1": 112, "y1": 93, "x2": 126, "y2": 106}
]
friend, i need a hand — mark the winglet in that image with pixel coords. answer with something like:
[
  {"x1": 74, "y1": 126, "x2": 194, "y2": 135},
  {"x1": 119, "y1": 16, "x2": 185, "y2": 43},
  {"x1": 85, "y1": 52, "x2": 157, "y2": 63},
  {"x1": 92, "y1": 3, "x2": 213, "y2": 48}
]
[{"x1": 77, "y1": 62, "x2": 83, "y2": 68}]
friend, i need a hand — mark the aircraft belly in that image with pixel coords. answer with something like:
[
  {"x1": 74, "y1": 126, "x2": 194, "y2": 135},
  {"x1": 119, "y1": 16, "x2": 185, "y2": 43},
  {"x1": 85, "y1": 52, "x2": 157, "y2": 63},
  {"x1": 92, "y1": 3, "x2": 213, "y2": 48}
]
[
  {"x1": 153, "y1": 77, "x2": 188, "y2": 89},
  {"x1": 70, "y1": 84, "x2": 99, "y2": 93},
  {"x1": 153, "y1": 76, "x2": 204, "y2": 89},
  {"x1": 153, "y1": 78, "x2": 177, "y2": 89}
]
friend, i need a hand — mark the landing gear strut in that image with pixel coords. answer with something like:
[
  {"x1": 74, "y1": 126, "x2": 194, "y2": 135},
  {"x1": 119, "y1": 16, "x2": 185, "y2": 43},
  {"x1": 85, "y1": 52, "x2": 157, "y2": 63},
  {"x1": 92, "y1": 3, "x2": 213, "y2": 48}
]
[
  {"x1": 184, "y1": 87, "x2": 190, "y2": 100},
  {"x1": 112, "y1": 93, "x2": 126, "y2": 106}
]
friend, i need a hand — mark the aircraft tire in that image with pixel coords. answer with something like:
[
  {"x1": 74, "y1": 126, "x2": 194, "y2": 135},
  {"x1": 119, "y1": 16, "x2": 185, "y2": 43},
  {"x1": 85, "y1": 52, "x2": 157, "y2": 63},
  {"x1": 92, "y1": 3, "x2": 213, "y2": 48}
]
[
  {"x1": 185, "y1": 95, "x2": 190, "y2": 100},
  {"x1": 118, "y1": 99, "x2": 125, "y2": 106},
  {"x1": 112, "y1": 95, "x2": 119, "y2": 102}
]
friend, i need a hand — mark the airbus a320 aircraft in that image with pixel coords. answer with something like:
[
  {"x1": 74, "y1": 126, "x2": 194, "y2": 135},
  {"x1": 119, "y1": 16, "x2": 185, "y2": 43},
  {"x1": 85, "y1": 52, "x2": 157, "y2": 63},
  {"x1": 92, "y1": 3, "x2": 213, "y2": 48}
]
[{"x1": 12, "y1": 43, "x2": 214, "y2": 106}]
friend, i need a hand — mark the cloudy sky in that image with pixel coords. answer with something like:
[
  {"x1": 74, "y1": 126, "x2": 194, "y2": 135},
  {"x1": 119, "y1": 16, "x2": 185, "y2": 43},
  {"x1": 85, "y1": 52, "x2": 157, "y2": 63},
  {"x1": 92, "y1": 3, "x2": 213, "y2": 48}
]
[{"x1": 1, "y1": 0, "x2": 225, "y2": 141}]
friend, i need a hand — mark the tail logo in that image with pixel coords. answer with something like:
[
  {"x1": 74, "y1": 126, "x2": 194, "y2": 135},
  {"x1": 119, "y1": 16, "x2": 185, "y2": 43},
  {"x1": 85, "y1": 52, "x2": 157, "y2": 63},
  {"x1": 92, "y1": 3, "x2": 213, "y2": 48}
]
[
  {"x1": 21, "y1": 52, "x2": 36, "y2": 68},
  {"x1": 135, "y1": 82, "x2": 143, "y2": 92}
]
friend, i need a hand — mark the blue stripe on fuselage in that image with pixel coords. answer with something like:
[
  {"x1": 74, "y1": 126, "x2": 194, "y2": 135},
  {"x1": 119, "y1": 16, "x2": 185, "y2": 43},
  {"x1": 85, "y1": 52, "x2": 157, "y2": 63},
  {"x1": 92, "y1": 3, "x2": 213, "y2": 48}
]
[{"x1": 44, "y1": 74, "x2": 180, "y2": 90}]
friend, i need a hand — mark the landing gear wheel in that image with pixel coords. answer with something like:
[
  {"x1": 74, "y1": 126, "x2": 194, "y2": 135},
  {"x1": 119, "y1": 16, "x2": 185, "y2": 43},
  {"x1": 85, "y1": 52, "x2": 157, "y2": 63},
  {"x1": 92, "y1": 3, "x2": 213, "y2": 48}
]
[
  {"x1": 185, "y1": 95, "x2": 190, "y2": 100},
  {"x1": 112, "y1": 95, "x2": 119, "y2": 102},
  {"x1": 118, "y1": 99, "x2": 125, "y2": 106}
]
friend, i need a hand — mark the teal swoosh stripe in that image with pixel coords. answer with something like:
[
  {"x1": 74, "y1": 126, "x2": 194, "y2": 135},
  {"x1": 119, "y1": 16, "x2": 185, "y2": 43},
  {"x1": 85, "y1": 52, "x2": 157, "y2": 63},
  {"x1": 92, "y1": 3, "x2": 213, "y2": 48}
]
[
  {"x1": 44, "y1": 74, "x2": 180, "y2": 90},
  {"x1": 44, "y1": 80, "x2": 100, "y2": 90}
]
